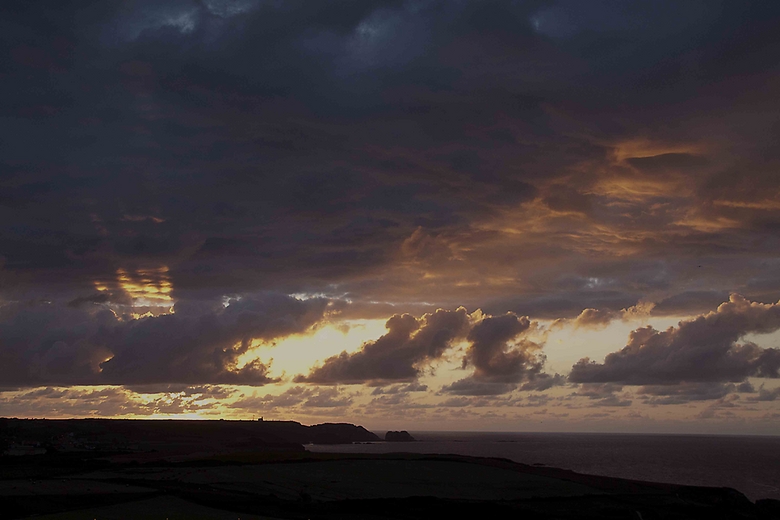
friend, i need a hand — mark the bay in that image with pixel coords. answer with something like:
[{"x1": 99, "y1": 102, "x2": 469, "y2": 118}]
[{"x1": 307, "y1": 432, "x2": 780, "y2": 501}]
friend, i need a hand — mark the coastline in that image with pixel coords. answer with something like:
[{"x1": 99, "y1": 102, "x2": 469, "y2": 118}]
[
  {"x1": 3, "y1": 419, "x2": 779, "y2": 518},
  {"x1": 309, "y1": 430, "x2": 780, "y2": 502},
  {"x1": 3, "y1": 450, "x2": 779, "y2": 519}
]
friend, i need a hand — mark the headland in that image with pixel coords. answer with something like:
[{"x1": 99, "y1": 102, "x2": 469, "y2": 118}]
[{"x1": 1, "y1": 418, "x2": 778, "y2": 519}]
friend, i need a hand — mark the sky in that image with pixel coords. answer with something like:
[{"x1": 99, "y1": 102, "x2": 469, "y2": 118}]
[{"x1": 1, "y1": 0, "x2": 780, "y2": 433}]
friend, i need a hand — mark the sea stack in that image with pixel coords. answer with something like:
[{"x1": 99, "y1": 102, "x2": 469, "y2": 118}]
[{"x1": 385, "y1": 430, "x2": 415, "y2": 442}]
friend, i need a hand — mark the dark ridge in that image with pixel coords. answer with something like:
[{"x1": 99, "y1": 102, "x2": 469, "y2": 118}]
[
  {"x1": 1, "y1": 447, "x2": 776, "y2": 519},
  {"x1": 385, "y1": 430, "x2": 415, "y2": 442},
  {"x1": 2, "y1": 420, "x2": 775, "y2": 519},
  {"x1": 0, "y1": 417, "x2": 379, "y2": 461}
]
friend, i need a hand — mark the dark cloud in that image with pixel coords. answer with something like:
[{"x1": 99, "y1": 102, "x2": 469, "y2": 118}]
[
  {"x1": 438, "y1": 396, "x2": 499, "y2": 408},
  {"x1": 625, "y1": 153, "x2": 709, "y2": 172},
  {"x1": 518, "y1": 373, "x2": 566, "y2": 391},
  {"x1": 439, "y1": 379, "x2": 517, "y2": 397},
  {"x1": 549, "y1": 302, "x2": 655, "y2": 330},
  {"x1": 0, "y1": 386, "x2": 216, "y2": 417},
  {"x1": 67, "y1": 292, "x2": 131, "y2": 308},
  {"x1": 570, "y1": 295, "x2": 780, "y2": 385},
  {"x1": 572, "y1": 383, "x2": 624, "y2": 399},
  {"x1": 594, "y1": 395, "x2": 633, "y2": 407},
  {"x1": 461, "y1": 313, "x2": 543, "y2": 383},
  {"x1": 651, "y1": 291, "x2": 731, "y2": 317},
  {"x1": 697, "y1": 395, "x2": 743, "y2": 420},
  {"x1": 638, "y1": 382, "x2": 753, "y2": 405},
  {"x1": 371, "y1": 382, "x2": 428, "y2": 395},
  {"x1": 124, "y1": 383, "x2": 235, "y2": 398},
  {"x1": 441, "y1": 313, "x2": 559, "y2": 396},
  {"x1": 232, "y1": 385, "x2": 355, "y2": 410},
  {"x1": 568, "y1": 308, "x2": 618, "y2": 329},
  {"x1": 0, "y1": 293, "x2": 328, "y2": 387},
  {"x1": 748, "y1": 384, "x2": 780, "y2": 402},
  {"x1": 303, "y1": 387, "x2": 353, "y2": 408},
  {"x1": 296, "y1": 308, "x2": 470, "y2": 384},
  {"x1": 522, "y1": 394, "x2": 555, "y2": 408},
  {"x1": 568, "y1": 383, "x2": 631, "y2": 407},
  {"x1": 483, "y1": 290, "x2": 642, "y2": 322},
  {"x1": 298, "y1": 307, "x2": 557, "y2": 394},
  {"x1": 3, "y1": 0, "x2": 780, "y2": 426},
  {"x1": 0, "y1": 0, "x2": 778, "y2": 318},
  {"x1": 541, "y1": 185, "x2": 594, "y2": 215},
  {"x1": 231, "y1": 386, "x2": 314, "y2": 410}
]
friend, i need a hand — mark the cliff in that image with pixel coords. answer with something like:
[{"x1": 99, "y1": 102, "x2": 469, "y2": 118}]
[
  {"x1": 385, "y1": 430, "x2": 415, "y2": 442},
  {"x1": 0, "y1": 418, "x2": 379, "y2": 458},
  {"x1": 3, "y1": 451, "x2": 777, "y2": 519}
]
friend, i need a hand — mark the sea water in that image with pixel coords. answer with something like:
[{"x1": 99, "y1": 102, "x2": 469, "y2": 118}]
[{"x1": 306, "y1": 432, "x2": 780, "y2": 501}]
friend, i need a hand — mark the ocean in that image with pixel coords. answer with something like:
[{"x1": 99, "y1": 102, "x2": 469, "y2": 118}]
[{"x1": 306, "y1": 432, "x2": 780, "y2": 501}]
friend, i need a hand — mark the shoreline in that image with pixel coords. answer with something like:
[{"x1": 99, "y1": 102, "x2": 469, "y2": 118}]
[
  {"x1": 3, "y1": 418, "x2": 779, "y2": 518},
  {"x1": 3, "y1": 450, "x2": 779, "y2": 519}
]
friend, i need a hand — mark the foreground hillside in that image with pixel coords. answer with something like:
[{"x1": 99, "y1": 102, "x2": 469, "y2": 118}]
[
  {"x1": 3, "y1": 452, "x2": 780, "y2": 519},
  {"x1": 1, "y1": 419, "x2": 779, "y2": 519},
  {"x1": 1, "y1": 418, "x2": 378, "y2": 459}
]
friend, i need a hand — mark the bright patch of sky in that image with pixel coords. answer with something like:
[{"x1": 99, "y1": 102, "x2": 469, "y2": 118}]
[
  {"x1": 237, "y1": 319, "x2": 390, "y2": 379},
  {"x1": 542, "y1": 315, "x2": 682, "y2": 374}
]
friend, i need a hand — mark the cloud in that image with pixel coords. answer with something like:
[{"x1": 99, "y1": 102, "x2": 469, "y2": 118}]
[
  {"x1": 570, "y1": 295, "x2": 780, "y2": 385},
  {"x1": 371, "y1": 382, "x2": 428, "y2": 395},
  {"x1": 232, "y1": 385, "x2": 355, "y2": 411},
  {"x1": 303, "y1": 387, "x2": 353, "y2": 408},
  {"x1": 4, "y1": 0, "x2": 780, "y2": 429},
  {"x1": 748, "y1": 384, "x2": 780, "y2": 402},
  {"x1": 67, "y1": 292, "x2": 129, "y2": 308},
  {"x1": 523, "y1": 394, "x2": 555, "y2": 408},
  {"x1": 125, "y1": 384, "x2": 236, "y2": 399},
  {"x1": 569, "y1": 308, "x2": 619, "y2": 328},
  {"x1": 638, "y1": 382, "x2": 751, "y2": 405},
  {"x1": 298, "y1": 308, "x2": 559, "y2": 395},
  {"x1": 437, "y1": 396, "x2": 500, "y2": 408},
  {"x1": 0, "y1": 386, "x2": 217, "y2": 417},
  {"x1": 593, "y1": 395, "x2": 632, "y2": 407},
  {"x1": 518, "y1": 373, "x2": 566, "y2": 391},
  {"x1": 568, "y1": 383, "x2": 632, "y2": 407},
  {"x1": 572, "y1": 383, "x2": 624, "y2": 399},
  {"x1": 1, "y1": 0, "x2": 779, "y2": 328},
  {"x1": 461, "y1": 313, "x2": 544, "y2": 383},
  {"x1": 440, "y1": 379, "x2": 516, "y2": 396},
  {"x1": 296, "y1": 307, "x2": 470, "y2": 384},
  {"x1": 441, "y1": 313, "x2": 560, "y2": 396},
  {"x1": 697, "y1": 394, "x2": 742, "y2": 420},
  {"x1": 650, "y1": 291, "x2": 731, "y2": 317},
  {"x1": 552, "y1": 301, "x2": 655, "y2": 330},
  {"x1": 0, "y1": 0, "x2": 756, "y2": 430},
  {"x1": 0, "y1": 293, "x2": 329, "y2": 387},
  {"x1": 231, "y1": 386, "x2": 314, "y2": 410}
]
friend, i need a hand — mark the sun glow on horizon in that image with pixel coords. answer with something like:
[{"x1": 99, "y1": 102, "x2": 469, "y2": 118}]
[{"x1": 235, "y1": 319, "x2": 391, "y2": 378}]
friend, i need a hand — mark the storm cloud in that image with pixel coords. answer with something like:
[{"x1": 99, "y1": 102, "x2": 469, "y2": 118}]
[
  {"x1": 1, "y1": 0, "x2": 780, "y2": 316},
  {"x1": 2, "y1": 1, "x2": 780, "y2": 426},
  {"x1": 296, "y1": 308, "x2": 471, "y2": 384},
  {"x1": 0, "y1": 293, "x2": 329, "y2": 386},
  {"x1": 440, "y1": 312, "x2": 560, "y2": 396},
  {"x1": 570, "y1": 295, "x2": 780, "y2": 386},
  {"x1": 461, "y1": 313, "x2": 543, "y2": 382}
]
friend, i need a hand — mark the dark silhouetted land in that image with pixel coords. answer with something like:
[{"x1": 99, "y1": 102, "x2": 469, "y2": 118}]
[
  {"x1": 385, "y1": 430, "x2": 415, "y2": 442},
  {"x1": 1, "y1": 418, "x2": 778, "y2": 519}
]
